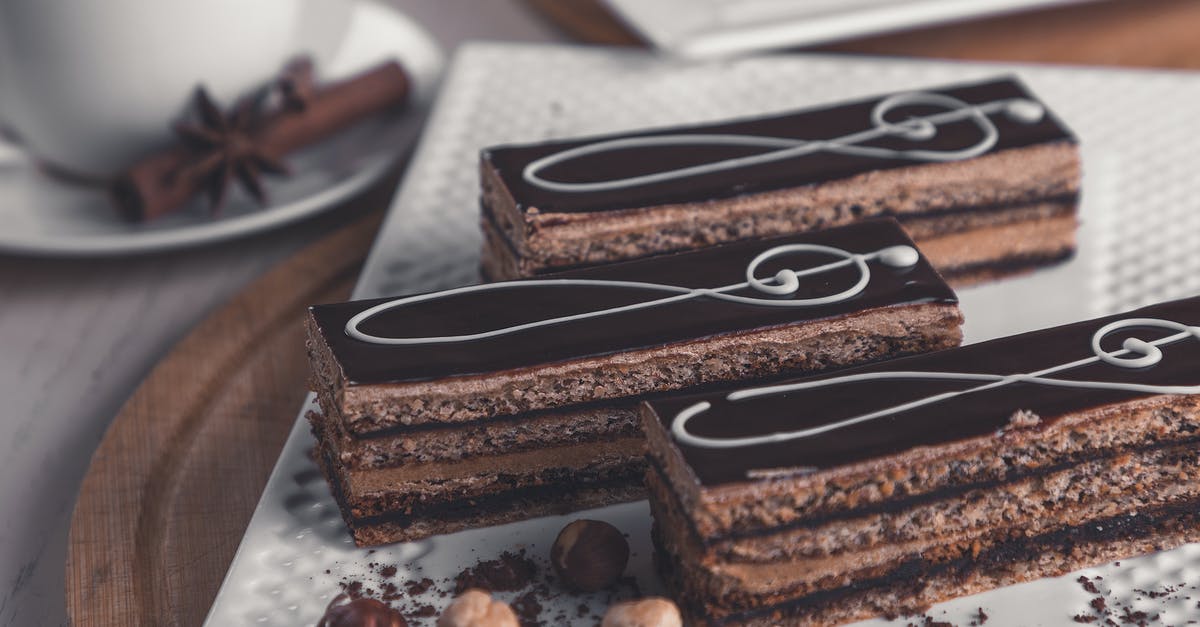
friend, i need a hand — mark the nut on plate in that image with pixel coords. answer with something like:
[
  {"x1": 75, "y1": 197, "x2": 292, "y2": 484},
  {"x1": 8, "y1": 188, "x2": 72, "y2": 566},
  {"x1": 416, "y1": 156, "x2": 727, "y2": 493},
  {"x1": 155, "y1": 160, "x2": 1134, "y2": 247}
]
[
  {"x1": 550, "y1": 519, "x2": 630, "y2": 592},
  {"x1": 601, "y1": 597, "x2": 683, "y2": 627},
  {"x1": 317, "y1": 595, "x2": 407, "y2": 627},
  {"x1": 437, "y1": 589, "x2": 519, "y2": 627}
]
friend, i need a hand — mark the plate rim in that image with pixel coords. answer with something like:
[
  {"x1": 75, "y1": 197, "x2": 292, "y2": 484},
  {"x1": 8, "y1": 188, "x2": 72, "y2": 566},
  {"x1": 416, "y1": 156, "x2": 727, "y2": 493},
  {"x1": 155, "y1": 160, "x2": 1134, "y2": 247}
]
[{"x1": 0, "y1": 2, "x2": 443, "y2": 258}]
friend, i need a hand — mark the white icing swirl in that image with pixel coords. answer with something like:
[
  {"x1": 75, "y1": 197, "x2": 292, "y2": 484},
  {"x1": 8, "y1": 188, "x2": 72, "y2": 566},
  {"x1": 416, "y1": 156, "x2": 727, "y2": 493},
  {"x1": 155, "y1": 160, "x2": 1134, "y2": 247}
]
[
  {"x1": 522, "y1": 92, "x2": 1046, "y2": 193},
  {"x1": 343, "y1": 243, "x2": 918, "y2": 345},
  {"x1": 671, "y1": 318, "x2": 1200, "y2": 450}
]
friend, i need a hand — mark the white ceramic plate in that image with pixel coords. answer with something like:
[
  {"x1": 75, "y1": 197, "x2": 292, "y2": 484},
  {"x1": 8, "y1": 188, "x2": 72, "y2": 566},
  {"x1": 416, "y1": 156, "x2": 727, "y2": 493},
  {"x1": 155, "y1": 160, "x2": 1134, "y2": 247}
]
[
  {"x1": 601, "y1": 0, "x2": 1097, "y2": 59},
  {"x1": 205, "y1": 44, "x2": 1200, "y2": 626},
  {"x1": 0, "y1": 1, "x2": 443, "y2": 257}
]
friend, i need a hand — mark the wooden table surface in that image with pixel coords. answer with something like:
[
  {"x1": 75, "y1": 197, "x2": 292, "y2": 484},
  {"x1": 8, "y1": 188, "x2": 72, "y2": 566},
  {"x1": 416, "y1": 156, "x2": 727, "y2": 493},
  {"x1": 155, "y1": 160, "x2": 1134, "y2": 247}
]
[
  {"x1": 529, "y1": 0, "x2": 1200, "y2": 68},
  {"x1": 10, "y1": 1, "x2": 1200, "y2": 625},
  {"x1": 0, "y1": 4, "x2": 563, "y2": 626}
]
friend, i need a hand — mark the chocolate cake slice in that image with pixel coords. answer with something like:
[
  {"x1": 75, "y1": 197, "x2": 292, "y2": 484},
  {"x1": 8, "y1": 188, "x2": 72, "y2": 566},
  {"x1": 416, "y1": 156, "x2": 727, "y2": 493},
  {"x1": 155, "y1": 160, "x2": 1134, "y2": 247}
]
[
  {"x1": 305, "y1": 219, "x2": 963, "y2": 545},
  {"x1": 308, "y1": 219, "x2": 961, "y2": 433},
  {"x1": 642, "y1": 296, "x2": 1200, "y2": 625},
  {"x1": 480, "y1": 76, "x2": 1079, "y2": 285}
]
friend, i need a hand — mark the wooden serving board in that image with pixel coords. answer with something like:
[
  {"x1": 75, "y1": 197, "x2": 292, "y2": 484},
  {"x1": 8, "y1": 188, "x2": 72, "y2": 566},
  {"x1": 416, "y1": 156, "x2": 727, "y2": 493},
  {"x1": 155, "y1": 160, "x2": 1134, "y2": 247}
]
[
  {"x1": 65, "y1": 205, "x2": 383, "y2": 627},
  {"x1": 526, "y1": 0, "x2": 1200, "y2": 69},
  {"x1": 67, "y1": 3, "x2": 1200, "y2": 625}
]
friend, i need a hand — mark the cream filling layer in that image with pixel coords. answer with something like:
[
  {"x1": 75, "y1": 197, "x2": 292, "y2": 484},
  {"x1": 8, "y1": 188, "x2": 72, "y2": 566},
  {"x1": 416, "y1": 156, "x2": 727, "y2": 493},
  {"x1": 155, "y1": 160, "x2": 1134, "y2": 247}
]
[
  {"x1": 915, "y1": 212, "x2": 1076, "y2": 271},
  {"x1": 670, "y1": 449, "x2": 1200, "y2": 596},
  {"x1": 344, "y1": 436, "x2": 645, "y2": 495}
]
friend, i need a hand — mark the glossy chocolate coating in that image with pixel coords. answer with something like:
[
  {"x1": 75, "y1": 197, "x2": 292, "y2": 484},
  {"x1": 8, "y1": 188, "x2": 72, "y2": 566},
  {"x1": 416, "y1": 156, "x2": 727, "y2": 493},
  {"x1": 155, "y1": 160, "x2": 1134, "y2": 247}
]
[
  {"x1": 648, "y1": 297, "x2": 1200, "y2": 486},
  {"x1": 483, "y1": 77, "x2": 1076, "y2": 214},
  {"x1": 308, "y1": 219, "x2": 956, "y2": 385}
]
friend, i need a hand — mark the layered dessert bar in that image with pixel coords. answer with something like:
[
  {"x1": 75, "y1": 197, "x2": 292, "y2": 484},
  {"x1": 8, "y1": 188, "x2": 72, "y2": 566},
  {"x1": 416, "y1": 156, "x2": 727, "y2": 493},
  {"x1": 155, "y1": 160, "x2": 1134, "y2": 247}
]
[
  {"x1": 642, "y1": 297, "x2": 1200, "y2": 625},
  {"x1": 306, "y1": 400, "x2": 651, "y2": 544},
  {"x1": 305, "y1": 219, "x2": 962, "y2": 545},
  {"x1": 480, "y1": 76, "x2": 1079, "y2": 285}
]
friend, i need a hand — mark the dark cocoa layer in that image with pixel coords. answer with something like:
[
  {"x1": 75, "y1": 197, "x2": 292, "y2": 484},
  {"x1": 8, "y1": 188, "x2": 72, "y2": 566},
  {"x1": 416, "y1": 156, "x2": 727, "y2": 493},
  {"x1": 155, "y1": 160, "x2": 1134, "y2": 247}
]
[
  {"x1": 337, "y1": 445, "x2": 644, "y2": 519},
  {"x1": 314, "y1": 437, "x2": 646, "y2": 546},
  {"x1": 479, "y1": 194, "x2": 1078, "y2": 283},
  {"x1": 309, "y1": 396, "x2": 642, "y2": 469},
  {"x1": 309, "y1": 409, "x2": 643, "y2": 517},
  {"x1": 656, "y1": 499, "x2": 1200, "y2": 625},
  {"x1": 344, "y1": 481, "x2": 648, "y2": 547},
  {"x1": 648, "y1": 441, "x2": 1200, "y2": 607},
  {"x1": 650, "y1": 437, "x2": 1200, "y2": 556},
  {"x1": 930, "y1": 247, "x2": 1074, "y2": 288}
]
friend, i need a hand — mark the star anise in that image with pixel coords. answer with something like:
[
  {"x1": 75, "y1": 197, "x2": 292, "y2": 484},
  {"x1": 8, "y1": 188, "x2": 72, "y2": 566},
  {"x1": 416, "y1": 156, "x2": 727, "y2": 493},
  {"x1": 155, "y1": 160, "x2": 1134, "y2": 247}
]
[
  {"x1": 277, "y1": 56, "x2": 316, "y2": 112},
  {"x1": 173, "y1": 86, "x2": 290, "y2": 213}
]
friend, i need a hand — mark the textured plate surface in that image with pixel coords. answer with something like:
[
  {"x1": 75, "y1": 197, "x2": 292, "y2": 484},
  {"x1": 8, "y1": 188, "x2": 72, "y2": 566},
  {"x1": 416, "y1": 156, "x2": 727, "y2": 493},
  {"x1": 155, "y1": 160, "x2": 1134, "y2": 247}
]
[
  {"x1": 0, "y1": 2, "x2": 443, "y2": 256},
  {"x1": 206, "y1": 43, "x2": 1200, "y2": 626}
]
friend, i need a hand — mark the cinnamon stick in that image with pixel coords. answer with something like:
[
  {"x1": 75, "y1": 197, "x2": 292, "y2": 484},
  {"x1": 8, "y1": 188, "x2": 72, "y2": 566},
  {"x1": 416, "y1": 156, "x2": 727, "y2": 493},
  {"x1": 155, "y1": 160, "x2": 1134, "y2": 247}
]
[{"x1": 113, "y1": 60, "x2": 410, "y2": 221}]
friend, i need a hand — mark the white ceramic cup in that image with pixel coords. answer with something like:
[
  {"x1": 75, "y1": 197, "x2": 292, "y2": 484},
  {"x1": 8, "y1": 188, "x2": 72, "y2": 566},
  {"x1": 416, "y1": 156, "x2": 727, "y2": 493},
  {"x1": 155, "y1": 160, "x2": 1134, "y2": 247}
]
[{"x1": 0, "y1": 0, "x2": 353, "y2": 177}]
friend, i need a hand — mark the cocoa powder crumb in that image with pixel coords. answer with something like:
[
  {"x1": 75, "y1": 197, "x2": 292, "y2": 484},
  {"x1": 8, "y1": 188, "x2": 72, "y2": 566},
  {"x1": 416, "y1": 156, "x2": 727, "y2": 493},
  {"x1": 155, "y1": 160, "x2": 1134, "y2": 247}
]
[
  {"x1": 404, "y1": 577, "x2": 434, "y2": 596},
  {"x1": 342, "y1": 580, "x2": 364, "y2": 599},
  {"x1": 454, "y1": 550, "x2": 538, "y2": 594},
  {"x1": 510, "y1": 589, "x2": 544, "y2": 626}
]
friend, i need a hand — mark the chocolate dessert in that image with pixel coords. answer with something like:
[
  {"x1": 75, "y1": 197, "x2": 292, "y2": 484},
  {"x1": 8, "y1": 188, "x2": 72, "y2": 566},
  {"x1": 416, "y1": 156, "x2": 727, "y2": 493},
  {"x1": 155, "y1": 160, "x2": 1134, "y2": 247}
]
[
  {"x1": 305, "y1": 219, "x2": 963, "y2": 545},
  {"x1": 642, "y1": 297, "x2": 1200, "y2": 625},
  {"x1": 480, "y1": 76, "x2": 1079, "y2": 285}
]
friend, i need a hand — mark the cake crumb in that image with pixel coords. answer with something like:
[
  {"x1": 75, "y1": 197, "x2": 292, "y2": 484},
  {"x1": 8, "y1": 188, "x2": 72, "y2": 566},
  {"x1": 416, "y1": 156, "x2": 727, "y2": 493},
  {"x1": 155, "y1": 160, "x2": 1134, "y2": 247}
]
[
  {"x1": 1007, "y1": 409, "x2": 1042, "y2": 429},
  {"x1": 511, "y1": 589, "x2": 544, "y2": 626},
  {"x1": 404, "y1": 577, "x2": 434, "y2": 596},
  {"x1": 453, "y1": 550, "x2": 538, "y2": 593}
]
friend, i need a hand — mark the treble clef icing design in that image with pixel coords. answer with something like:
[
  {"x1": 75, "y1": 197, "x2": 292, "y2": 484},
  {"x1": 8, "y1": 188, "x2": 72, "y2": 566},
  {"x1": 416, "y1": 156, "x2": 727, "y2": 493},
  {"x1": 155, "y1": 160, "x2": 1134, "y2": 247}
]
[
  {"x1": 343, "y1": 243, "x2": 920, "y2": 345},
  {"x1": 671, "y1": 318, "x2": 1200, "y2": 450},
  {"x1": 522, "y1": 92, "x2": 1047, "y2": 194}
]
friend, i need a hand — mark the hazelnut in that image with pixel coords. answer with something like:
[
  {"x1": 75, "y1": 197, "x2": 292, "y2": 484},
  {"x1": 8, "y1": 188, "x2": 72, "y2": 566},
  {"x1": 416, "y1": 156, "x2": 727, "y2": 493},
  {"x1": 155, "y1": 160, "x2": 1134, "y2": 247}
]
[
  {"x1": 437, "y1": 589, "x2": 519, "y2": 627},
  {"x1": 601, "y1": 597, "x2": 683, "y2": 627},
  {"x1": 550, "y1": 519, "x2": 630, "y2": 592},
  {"x1": 317, "y1": 595, "x2": 407, "y2": 627}
]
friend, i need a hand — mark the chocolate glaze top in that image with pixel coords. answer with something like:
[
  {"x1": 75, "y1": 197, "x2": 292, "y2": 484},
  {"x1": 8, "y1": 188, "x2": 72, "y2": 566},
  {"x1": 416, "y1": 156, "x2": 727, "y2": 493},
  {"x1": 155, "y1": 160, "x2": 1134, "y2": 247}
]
[
  {"x1": 483, "y1": 76, "x2": 1076, "y2": 215},
  {"x1": 648, "y1": 297, "x2": 1200, "y2": 486},
  {"x1": 308, "y1": 219, "x2": 956, "y2": 385}
]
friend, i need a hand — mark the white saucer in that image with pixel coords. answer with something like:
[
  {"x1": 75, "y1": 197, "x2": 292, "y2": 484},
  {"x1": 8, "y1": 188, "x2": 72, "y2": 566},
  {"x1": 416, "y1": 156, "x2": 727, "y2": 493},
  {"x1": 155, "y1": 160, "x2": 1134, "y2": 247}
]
[{"x1": 0, "y1": 2, "x2": 443, "y2": 257}]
